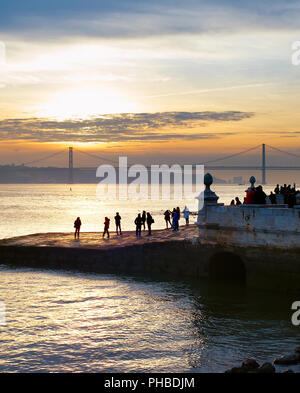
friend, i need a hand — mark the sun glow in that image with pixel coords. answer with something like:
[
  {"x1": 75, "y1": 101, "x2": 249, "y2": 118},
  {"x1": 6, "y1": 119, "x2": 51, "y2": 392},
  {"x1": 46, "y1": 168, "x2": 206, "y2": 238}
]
[{"x1": 38, "y1": 88, "x2": 138, "y2": 120}]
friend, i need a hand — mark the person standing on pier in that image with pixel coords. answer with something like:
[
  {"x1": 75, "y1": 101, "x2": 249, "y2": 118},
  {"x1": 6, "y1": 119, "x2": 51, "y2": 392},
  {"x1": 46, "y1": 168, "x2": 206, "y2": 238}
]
[
  {"x1": 146, "y1": 212, "x2": 154, "y2": 236},
  {"x1": 135, "y1": 213, "x2": 142, "y2": 238},
  {"x1": 142, "y1": 211, "x2": 146, "y2": 231},
  {"x1": 164, "y1": 210, "x2": 172, "y2": 229},
  {"x1": 114, "y1": 212, "x2": 122, "y2": 235},
  {"x1": 103, "y1": 217, "x2": 110, "y2": 239},
  {"x1": 74, "y1": 217, "x2": 82, "y2": 239},
  {"x1": 176, "y1": 207, "x2": 181, "y2": 221},
  {"x1": 172, "y1": 211, "x2": 179, "y2": 232},
  {"x1": 183, "y1": 206, "x2": 190, "y2": 225}
]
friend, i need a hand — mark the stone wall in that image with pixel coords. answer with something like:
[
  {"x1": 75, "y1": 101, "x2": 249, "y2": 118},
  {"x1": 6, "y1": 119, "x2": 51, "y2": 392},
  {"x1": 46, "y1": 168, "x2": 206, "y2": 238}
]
[
  {"x1": 198, "y1": 204, "x2": 300, "y2": 248},
  {"x1": 0, "y1": 240, "x2": 208, "y2": 280},
  {"x1": 2, "y1": 237, "x2": 300, "y2": 293}
]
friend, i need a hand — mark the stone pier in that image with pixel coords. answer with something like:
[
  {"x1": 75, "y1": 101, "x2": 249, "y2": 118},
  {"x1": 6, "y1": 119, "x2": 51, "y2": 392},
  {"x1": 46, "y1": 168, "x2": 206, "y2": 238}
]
[{"x1": 1, "y1": 175, "x2": 300, "y2": 293}]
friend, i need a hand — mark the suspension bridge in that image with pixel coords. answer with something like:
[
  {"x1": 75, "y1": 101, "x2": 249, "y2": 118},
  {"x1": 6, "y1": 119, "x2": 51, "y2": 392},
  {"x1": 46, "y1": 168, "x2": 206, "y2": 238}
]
[{"x1": 14, "y1": 143, "x2": 300, "y2": 184}]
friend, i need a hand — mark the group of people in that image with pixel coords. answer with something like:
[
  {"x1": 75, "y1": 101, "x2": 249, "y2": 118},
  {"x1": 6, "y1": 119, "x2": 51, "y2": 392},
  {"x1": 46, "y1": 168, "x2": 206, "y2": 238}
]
[
  {"x1": 244, "y1": 185, "x2": 268, "y2": 205},
  {"x1": 163, "y1": 206, "x2": 190, "y2": 232},
  {"x1": 230, "y1": 197, "x2": 242, "y2": 206},
  {"x1": 272, "y1": 183, "x2": 300, "y2": 207},
  {"x1": 134, "y1": 211, "x2": 154, "y2": 237},
  {"x1": 73, "y1": 205, "x2": 191, "y2": 239},
  {"x1": 229, "y1": 182, "x2": 300, "y2": 208},
  {"x1": 74, "y1": 214, "x2": 122, "y2": 240},
  {"x1": 230, "y1": 185, "x2": 273, "y2": 206}
]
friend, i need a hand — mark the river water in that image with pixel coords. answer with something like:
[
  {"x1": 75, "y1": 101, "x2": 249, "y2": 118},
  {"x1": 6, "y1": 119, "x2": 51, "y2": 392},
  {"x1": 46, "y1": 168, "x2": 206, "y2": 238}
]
[{"x1": 0, "y1": 184, "x2": 299, "y2": 372}]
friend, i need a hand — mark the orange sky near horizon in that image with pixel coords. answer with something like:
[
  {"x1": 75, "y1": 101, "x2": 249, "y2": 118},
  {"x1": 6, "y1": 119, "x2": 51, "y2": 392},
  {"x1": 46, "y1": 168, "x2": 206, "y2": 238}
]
[{"x1": 1, "y1": 10, "x2": 300, "y2": 165}]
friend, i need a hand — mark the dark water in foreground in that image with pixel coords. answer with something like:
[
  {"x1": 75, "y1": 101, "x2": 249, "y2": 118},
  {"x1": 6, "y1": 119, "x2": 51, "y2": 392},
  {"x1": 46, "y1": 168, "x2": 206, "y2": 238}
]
[{"x1": 0, "y1": 265, "x2": 299, "y2": 373}]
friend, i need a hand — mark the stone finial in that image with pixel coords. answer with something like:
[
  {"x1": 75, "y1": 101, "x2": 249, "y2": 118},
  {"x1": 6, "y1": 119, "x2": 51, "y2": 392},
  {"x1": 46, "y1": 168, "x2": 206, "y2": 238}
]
[
  {"x1": 197, "y1": 173, "x2": 223, "y2": 224},
  {"x1": 204, "y1": 173, "x2": 213, "y2": 189},
  {"x1": 249, "y1": 176, "x2": 256, "y2": 189},
  {"x1": 203, "y1": 173, "x2": 219, "y2": 205}
]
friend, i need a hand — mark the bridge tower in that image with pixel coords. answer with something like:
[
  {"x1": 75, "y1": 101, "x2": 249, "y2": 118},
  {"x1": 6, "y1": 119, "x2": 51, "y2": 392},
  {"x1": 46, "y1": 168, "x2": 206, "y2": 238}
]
[
  {"x1": 69, "y1": 147, "x2": 73, "y2": 184},
  {"x1": 262, "y1": 143, "x2": 266, "y2": 185}
]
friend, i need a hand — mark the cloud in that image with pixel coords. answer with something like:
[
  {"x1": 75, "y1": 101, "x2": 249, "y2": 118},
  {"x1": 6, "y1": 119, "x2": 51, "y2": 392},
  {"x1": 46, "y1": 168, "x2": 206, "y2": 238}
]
[
  {"x1": 1, "y1": 0, "x2": 300, "y2": 39},
  {"x1": 0, "y1": 111, "x2": 253, "y2": 143}
]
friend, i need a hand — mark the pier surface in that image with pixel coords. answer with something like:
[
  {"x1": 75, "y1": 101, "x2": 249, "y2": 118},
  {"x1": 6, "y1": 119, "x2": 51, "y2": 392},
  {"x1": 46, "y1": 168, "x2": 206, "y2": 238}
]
[
  {"x1": 0, "y1": 225, "x2": 197, "y2": 249},
  {"x1": 0, "y1": 225, "x2": 205, "y2": 283}
]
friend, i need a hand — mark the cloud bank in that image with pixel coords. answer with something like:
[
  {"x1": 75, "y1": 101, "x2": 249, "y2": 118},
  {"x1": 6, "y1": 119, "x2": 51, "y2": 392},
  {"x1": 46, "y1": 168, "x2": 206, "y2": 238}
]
[{"x1": 0, "y1": 111, "x2": 254, "y2": 143}]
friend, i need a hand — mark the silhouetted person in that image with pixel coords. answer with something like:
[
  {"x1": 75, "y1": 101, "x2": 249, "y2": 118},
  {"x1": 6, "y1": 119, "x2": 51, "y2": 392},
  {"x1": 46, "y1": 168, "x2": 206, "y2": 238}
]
[
  {"x1": 183, "y1": 206, "x2": 190, "y2": 225},
  {"x1": 74, "y1": 217, "x2": 81, "y2": 239},
  {"x1": 269, "y1": 191, "x2": 276, "y2": 204},
  {"x1": 103, "y1": 217, "x2": 110, "y2": 238},
  {"x1": 114, "y1": 212, "x2": 122, "y2": 235},
  {"x1": 230, "y1": 199, "x2": 235, "y2": 206},
  {"x1": 281, "y1": 184, "x2": 287, "y2": 196},
  {"x1": 135, "y1": 213, "x2": 142, "y2": 238},
  {"x1": 274, "y1": 184, "x2": 280, "y2": 194},
  {"x1": 176, "y1": 207, "x2": 181, "y2": 221},
  {"x1": 141, "y1": 211, "x2": 146, "y2": 230},
  {"x1": 254, "y1": 186, "x2": 266, "y2": 204},
  {"x1": 287, "y1": 191, "x2": 296, "y2": 208},
  {"x1": 172, "y1": 211, "x2": 179, "y2": 232},
  {"x1": 245, "y1": 188, "x2": 255, "y2": 204},
  {"x1": 235, "y1": 197, "x2": 241, "y2": 206},
  {"x1": 164, "y1": 210, "x2": 172, "y2": 229},
  {"x1": 146, "y1": 212, "x2": 154, "y2": 235}
]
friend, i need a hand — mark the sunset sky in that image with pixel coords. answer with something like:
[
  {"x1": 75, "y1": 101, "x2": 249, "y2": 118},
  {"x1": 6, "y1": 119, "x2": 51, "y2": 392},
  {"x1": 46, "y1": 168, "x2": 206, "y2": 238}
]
[{"x1": 1, "y1": 0, "x2": 300, "y2": 166}]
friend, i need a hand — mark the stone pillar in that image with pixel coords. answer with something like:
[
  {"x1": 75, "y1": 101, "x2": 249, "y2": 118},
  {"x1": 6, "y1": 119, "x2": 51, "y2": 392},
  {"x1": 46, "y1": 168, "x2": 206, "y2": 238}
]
[{"x1": 197, "y1": 173, "x2": 220, "y2": 225}]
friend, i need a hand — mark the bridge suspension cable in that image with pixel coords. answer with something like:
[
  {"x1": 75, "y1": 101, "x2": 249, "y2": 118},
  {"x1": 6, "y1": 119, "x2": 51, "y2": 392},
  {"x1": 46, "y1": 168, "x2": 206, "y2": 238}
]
[
  {"x1": 21, "y1": 150, "x2": 66, "y2": 166},
  {"x1": 266, "y1": 144, "x2": 300, "y2": 160},
  {"x1": 200, "y1": 144, "x2": 261, "y2": 165},
  {"x1": 76, "y1": 149, "x2": 120, "y2": 166}
]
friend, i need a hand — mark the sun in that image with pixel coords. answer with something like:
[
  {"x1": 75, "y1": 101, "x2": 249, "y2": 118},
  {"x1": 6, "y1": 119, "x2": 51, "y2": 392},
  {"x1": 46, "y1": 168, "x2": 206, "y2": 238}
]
[{"x1": 38, "y1": 88, "x2": 138, "y2": 120}]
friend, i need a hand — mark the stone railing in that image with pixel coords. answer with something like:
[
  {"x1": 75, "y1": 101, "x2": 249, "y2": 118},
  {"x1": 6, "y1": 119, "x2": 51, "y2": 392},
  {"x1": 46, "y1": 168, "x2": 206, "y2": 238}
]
[
  {"x1": 196, "y1": 174, "x2": 300, "y2": 248},
  {"x1": 198, "y1": 204, "x2": 300, "y2": 234}
]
